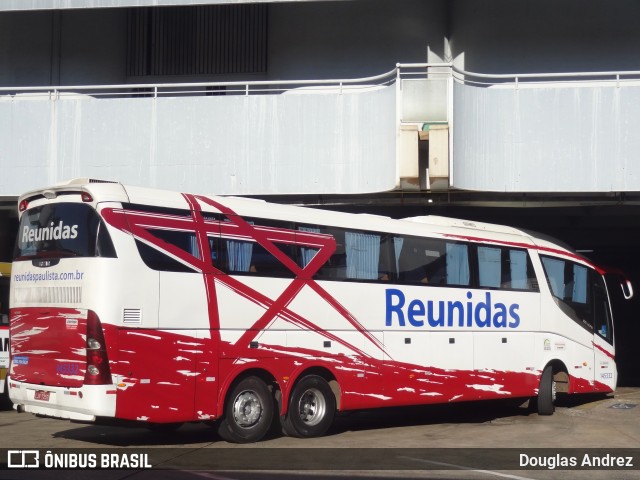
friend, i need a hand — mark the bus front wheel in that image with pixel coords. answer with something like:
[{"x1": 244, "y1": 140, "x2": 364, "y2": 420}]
[
  {"x1": 217, "y1": 376, "x2": 274, "y2": 443},
  {"x1": 282, "y1": 375, "x2": 336, "y2": 438},
  {"x1": 536, "y1": 365, "x2": 556, "y2": 415}
]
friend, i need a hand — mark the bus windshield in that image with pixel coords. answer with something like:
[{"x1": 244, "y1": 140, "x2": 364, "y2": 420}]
[
  {"x1": 13, "y1": 203, "x2": 116, "y2": 260},
  {"x1": 540, "y1": 255, "x2": 613, "y2": 343}
]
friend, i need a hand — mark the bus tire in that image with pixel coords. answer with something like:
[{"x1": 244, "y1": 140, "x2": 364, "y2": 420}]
[
  {"x1": 217, "y1": 376, "x2": 274, "y2": 443},
  {"x1": 282, "y1": 375, "x2": 335, "y2": 438},
  {"x1": 537, "y1": 365, "x2": 556, "y2": 415}
]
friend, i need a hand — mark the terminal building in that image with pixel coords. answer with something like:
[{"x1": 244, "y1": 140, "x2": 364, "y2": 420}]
[{"x1": 1, "y1": 0, "x2": 640, "y2": 383}]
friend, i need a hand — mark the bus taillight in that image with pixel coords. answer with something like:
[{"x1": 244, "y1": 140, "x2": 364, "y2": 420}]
[{"x1": 84, "y1": 311, "x2": 112, "y2": 386}]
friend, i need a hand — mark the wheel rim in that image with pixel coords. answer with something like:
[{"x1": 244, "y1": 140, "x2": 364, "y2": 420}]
[
  {"x1": 297, "y1": 387, "x2": 326, "y2": 426},
  {"x1": 232, "y1": 390, "x2": 263, "y2": 428}
]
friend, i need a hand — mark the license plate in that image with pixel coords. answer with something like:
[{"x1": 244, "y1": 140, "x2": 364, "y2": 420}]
[{"x1": 34, "y1": 390, "x2": 50, "y2": 401}]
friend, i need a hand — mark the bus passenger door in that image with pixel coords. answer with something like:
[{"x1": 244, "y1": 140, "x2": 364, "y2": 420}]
[{"x1": 591, "y1": 274, "x2": 616, "y2": 392}]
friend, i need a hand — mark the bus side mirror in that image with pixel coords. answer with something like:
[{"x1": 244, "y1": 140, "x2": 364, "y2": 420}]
[
  {"x1": 621, "y1": 279, "x2": 634, "y2": 300},
  {"x1": 601, "y1": 266, "x2": 634, "y2": 300}
]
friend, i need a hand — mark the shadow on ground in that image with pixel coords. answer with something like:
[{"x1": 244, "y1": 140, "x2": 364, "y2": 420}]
[{"x1": 49, "y1": 393, "x2": 611, "y2": 447}]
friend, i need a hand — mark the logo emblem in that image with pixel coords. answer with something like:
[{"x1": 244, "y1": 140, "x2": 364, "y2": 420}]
[{"x1": 7, "y1": 450, "x2": 40, "y2": 468}]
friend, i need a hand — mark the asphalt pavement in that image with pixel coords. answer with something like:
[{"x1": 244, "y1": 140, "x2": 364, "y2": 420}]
[{"x1": 0, "y1": 387, "x2": 639, "y2": 479}]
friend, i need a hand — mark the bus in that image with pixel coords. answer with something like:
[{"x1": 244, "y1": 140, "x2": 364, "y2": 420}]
[
  {"x1": 0, "y1": 262, "x2": 9, "y2": 408},
  {"x1": 8, "y1": 179, "x2": 633, "y2": 443}
]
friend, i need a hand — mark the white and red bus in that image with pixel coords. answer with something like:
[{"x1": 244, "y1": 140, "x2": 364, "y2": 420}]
[
  {"x1": 8, "y1": 179, "x2": 632, "y2": 442},
  {"x1": 0, "y1": 262, "x2": 10, "y2": 408}
]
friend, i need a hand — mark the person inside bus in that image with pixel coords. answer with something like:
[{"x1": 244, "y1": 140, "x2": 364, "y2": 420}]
[
  {"x1": 425, "y1": 255, "x2": 447, "y2": 284},
  {"x1": 397, "y1": 238, "x2": 425, "y2": 283},
  {"x1": 398, "y1": 253, "x2": 447, "y2": 285},
  {"x1": 377, "y1": 235, "x2": 395, "y2": 281}
]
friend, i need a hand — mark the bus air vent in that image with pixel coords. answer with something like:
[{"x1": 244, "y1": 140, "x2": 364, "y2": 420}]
[
  {"x1": 88, "y1": 178, "x2": 118, "y2": 184},
  {"x1": 122, "y1": 308, "x2": 142, "y2": 325},
  {"x1": 59, "y1": 178, "x2": 118, "y2": 186},
  {"x1": 13, "y1": 286, "x2": 81, "y2": 304}
]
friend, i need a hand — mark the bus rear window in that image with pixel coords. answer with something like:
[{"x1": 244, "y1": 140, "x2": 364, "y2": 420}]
[{"x1": 14, "y1": 203, "x2": 116, "y2": 260}]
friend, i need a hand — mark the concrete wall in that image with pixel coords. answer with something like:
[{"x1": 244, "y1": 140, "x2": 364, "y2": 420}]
[
  {"x1": 446, "y1": 0, "x2": 640, "y2": 193},
  {"x1": 0, "y1": 11, "x2": 56, "y2": 86},
  {"x1": 0, "y1": 86, "x2": 397, "y2": 196},
  {"x1": 268, "y1": 0, "x2": 445, "y2": 80},
  {"x1": 450, "y1": 0, "x2": 640, "y2": 73},
  {"x1": 0, "y1": 9, "x2": 127, "y2": 87},
  {"x1": 9, "y1": 0, "x2": 640, "y2": 82},
  {"x1": 0, "y1": 0, "x2": 445, "y2": 87},
  {"x1": 59, "y1": 9, "x2": 128, "y2": 85},
  {"x1": 452, "y1": 80, "x2": 640, "y2": 192}
]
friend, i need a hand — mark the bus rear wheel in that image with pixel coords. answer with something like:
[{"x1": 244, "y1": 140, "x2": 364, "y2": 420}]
[
  {"x1": 282, "y1": 375, "x2": 335, "y2": 438},
  {"x1": 217, "y1": 376, "x2": 274, "y2": 443},
  {"x1": 536, "y1": 365, "x2": 556, "y2": 415}
]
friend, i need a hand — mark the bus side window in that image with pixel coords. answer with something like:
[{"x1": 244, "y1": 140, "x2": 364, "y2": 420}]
[
  {"x1": 312, "y1": 227, "x2": 346, "y2": 280},
  {"x1": 306, "y1": 226, "x2": 391, "y2": 282},
  {"x1": 477, "y1": 246, "x2": 537, "y2": 291},
  {"x1": 542, "y1": 256, "x2": 565, "y2": 299},
  {"x1": 395, "y1": 236, "x2": 446, "y2": 285},
  {"x1": 444, "y1": 242, "x2": 470, "y2": 286},
  {"x1": 209, "y1": 236, "x2": 220, "y2": 269},
  {"x1": 95, "y1": 221, "x2": 117, "y2": 258},
  {"x1": 478, "y1": 246, "x2": 501, "y2": 288},
  {"x1": 297, "y1": 225, "x2": 321, "y2": 271},
  {"x1": 378, "y1": 234, "x2": 395, "y2": 281},
  {"x1": 218, "y1": 238, "x2": 254, "y2": 274},
  {"x1": 216, "y1": 217, "x2": 298, "y2": 277},
  {"x1": 137, "y1": 229, "x2": 200, "y2": 273},
  {"x1": 344, "y1": 230, "x2": 383, "y2": 280},
  {"x1": 506, "y1": 249, "x2": 538, "y2": 290},
  {"x1": 298, "y1": 245, "x2": 320, "y2": 271},
  {"x1": 541, "y1": 255, "x2": 593, "y2": 330},
  {"x1": 217, "y1": 237, "x2": 296, "y2": 278},
  {"x1": 250, "y1": 242, "x2": 296, "y2": 277}
]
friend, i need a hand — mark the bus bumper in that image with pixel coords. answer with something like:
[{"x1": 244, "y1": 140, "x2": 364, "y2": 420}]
[{"x1": 8, "y1": 377, "x2": 116, "y2": 422}]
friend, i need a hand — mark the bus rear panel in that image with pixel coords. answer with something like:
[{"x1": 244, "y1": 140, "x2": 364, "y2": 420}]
[{"x1": 9, "y1": 192, "x2": 119, "y2": 421}]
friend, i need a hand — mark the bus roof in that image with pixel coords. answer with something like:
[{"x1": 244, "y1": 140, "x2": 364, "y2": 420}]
[
  {"x1": 403, "y1": 215, "x2": 529, "y2": 236},
  {"x1": 20, "y1": 178, "x2": 584, "y2": 262}
]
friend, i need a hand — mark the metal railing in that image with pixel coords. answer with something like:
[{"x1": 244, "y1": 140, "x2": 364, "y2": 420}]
[
  {"x1": 0, "y1": 63, "x2": 452, "y2": 99},
  {"x1": 452, "y1": 68, "x2": 640, "y2": 89},
  {"x1": 3, "y1": 63, "x2": 640, "y2": 99}
]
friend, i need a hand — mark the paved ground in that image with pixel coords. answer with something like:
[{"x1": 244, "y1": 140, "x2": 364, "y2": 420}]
[{"x1": 1, "y1": 388, "x2": 639, "y2": 479}]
